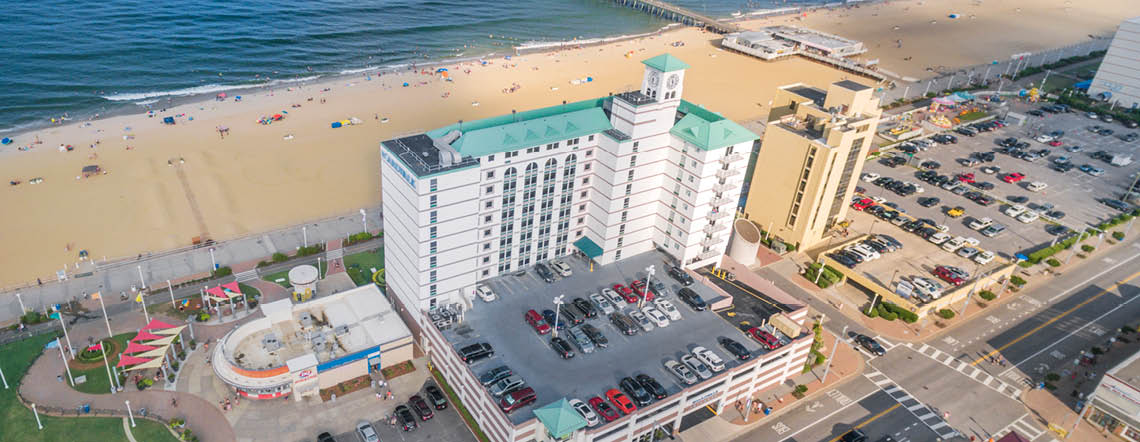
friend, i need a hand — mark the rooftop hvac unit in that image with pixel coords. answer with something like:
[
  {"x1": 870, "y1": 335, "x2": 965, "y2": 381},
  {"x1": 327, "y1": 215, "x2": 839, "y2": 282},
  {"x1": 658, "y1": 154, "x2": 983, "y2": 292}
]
[
  {"x1": 334, "y1": 325, "x2": 350, "y2": 336},
  {"x1": 299, "y1": 312, "x2": 314, "y2": 329},
  {"x1": 262, "y1": 334, "x2": 282, "y2": 352}
]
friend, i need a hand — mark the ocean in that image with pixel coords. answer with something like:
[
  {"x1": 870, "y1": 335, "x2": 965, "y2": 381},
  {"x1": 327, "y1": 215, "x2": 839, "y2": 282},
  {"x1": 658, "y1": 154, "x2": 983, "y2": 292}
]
[{"x1": 0, "y1": 0, "x2": 832, "y2": 133}]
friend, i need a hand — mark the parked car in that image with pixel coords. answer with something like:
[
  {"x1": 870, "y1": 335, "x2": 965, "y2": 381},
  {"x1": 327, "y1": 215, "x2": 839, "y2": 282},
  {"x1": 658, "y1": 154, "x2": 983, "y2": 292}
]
[
  {"x1": 609, "y1": 312, "x2": 638, "y2": 336},
  {"x1": 475, "y1": 285, "x2": 497, "y2": 302},
  {"x1": 572, "y1": 297, "x2": 598, "y2": 318},
  {"x1": 589, "y1": 396, "x2": 620, "y2": 422},
  {"x1": 569, "y1": 398, "x2": 601, "y2": 427},
  {"x1": 747, "y1": 327, "x2": 783, "y2": 350},
  {"x1": 933, "y1": 266, "x2": 964, "y2": 286},
  {"x1": 677, "y1": 288, "x2": 707, "y2": 311},
  {"x1": 317, "y1": 432, "x2": 336, "y2": 442},
  {"x1": 613, "y1": 283, "x2": 638, "y2": 304},
  {"x1": 719, "y1": 337, "x2": 751, "y2": 360},
  {"x1": 629, "y1": 310, "x2": 654, "y2": 332},
  {"x1": 974, "y1": 250, "x2": 995, "y2": 264},
  {"x1": 1001, "y1": 172, "x2": 1026, "y2": 183},
  {"x1": 541, "y1": 309, "x2": 566, "y2": 331},
  {"x1": 664, "y1": 359, "x2": 699, "y2": 385},
  {"x1": 535, "y1": 263, "x2": 556, "y2": 283},
  {"x1": 692, "y1": 346, "x2": 726, "y2": 372},
  {"x1": 550, "y1": 337, "x2": 575, "y2": 359},
  {"x1": 489, "y1": 375, "x2": 525, "y2": 397},
  {"x1": 668, "y1": 266, "x2": 694, "y2": 286},
  {"x1": 567, "y1": 327, "x2": 596, "y2": 354},
  {"x1": 636, "y1": 374, "x2": 668, "y2": 400},
  {"x1": 549, "y1": 259, "x2": 572, "y2": 277},
  {"x1": 601, "y1": 288, "x2": 626, "y2": 307},
  {"x1": 606, "y1": 388, "x2": 637, "y2": 415},
  {"x1": 590, "y1": 293, "x2": 615, "y2": 315},
  {"x1": 424, "y1": 384, "x2": 448, "y2": 410},
  {"x1": 356, "y1": 422, "x2": 380, "y2": 442},
  {"x1": 525, "y1": 309, "x2": 552, "y2": 335},
  {"x1": 854, "y1": 334, "x2": 886, "y2": 356},
  {"x1": 458, "y1": 343, "x2": 494, "y2": 364},
  {"x1": 394, "y1": 405, "x2": 418, "y2": 431},
  {"x1": 409, "y1": 395, "x2": 434, "y2": 421},
  {"x1": 619, "y1": 377, "x2": 653, "y2": 407},
  {"x1": 499, "y1": 387, "x2": 536, "y2": 413},
  {"x1": 654, "y1": 299, "x2": 682, "y2": 321},
  {"x1": 980, "y1": 224, "x2": 1007, "y2": 238},
  {"x1": 918, "y1": 197, "x2": 940, "y2": 208},
  {"x1": 580, "y1": 323, "x2": 609, "y2": 348},
  {"x1": 681, "y1": 354, "x2": 714, "y2": 379},
  {"x1": 1101, "y1": 199, "x2": 1134, "y2": 211},
  {"x1": 479, "y1": 365, "x2": 512, "y2": 387}
]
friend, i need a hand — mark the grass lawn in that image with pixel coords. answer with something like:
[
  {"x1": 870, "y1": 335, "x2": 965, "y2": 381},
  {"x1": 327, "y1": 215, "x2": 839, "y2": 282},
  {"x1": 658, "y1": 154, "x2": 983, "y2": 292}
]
[
  {"x1": 343, "y1": 248, "x2": 384, "y2": 286},
  {"x1": 1040, "y1": 75, "x2": 1077, "y2": 93},
  {"x1": 0, "y1": 333, "x2": 176, "y2": 442},
  {"x1": 262, "y1": 261, "x2": 327, "y2": 288},
  {"x1": 69, "y1": 332, "x2": 136, "y2": 395},
  {"x1": 131, "y1": 419, "x2": 178, "y2": 441},
  {"x1": 237, "y1": 283, "x2": 260, "y2": 300},
  {"x1": 957, "y1": 111, "x2": 989, "y2": 122},
  {"x1": 430, "y1": 368, "x2": 489, "y2": 442}
]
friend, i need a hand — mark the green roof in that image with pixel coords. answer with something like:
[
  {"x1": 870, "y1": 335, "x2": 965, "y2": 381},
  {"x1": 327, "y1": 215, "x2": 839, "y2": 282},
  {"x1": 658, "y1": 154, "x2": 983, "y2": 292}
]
[
  {"x1": 534, "y1": 399, "x2": 587, "y2": 439},
  {"x1": 573, "y1": 237, "x2": 604, "y2": 259},
  {"x1": 670, "y1": 100, "x2": 760, "y2": 150},
  {"x1": 426, "y1": 98, "x2": 612, "y2": 158},
  {"x1": 642, "y1": 53, "x2": 691, "y2": 73}
]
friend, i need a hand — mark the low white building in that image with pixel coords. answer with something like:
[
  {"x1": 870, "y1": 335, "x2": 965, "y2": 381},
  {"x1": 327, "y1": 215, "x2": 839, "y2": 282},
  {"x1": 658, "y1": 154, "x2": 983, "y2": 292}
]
[
  {"x1": 1089, "y1": 16, "x2": 1140, "y2": 108},
  {"x1": 380, "y1": 53, "x2": 758, "y2": 319}
]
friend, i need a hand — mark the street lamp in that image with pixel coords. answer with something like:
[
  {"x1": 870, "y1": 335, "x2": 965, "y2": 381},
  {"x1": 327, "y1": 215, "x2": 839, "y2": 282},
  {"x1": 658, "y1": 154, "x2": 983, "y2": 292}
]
[
  {"x1": 209, "y1": 247, "x2": 217, "y2": 271},
  {"x1": 641, "y1": 265, "x2": 655, "y2": 310},
  {"x1": 551, "y1": 295, "x2": 566, "y2": 339},
  {"x1": 125, "y1": 400, "x2": 136, "y2": 428},
  {"x1": 359, "y1": 208, "x2": 368, "y2": 234},
  {"x1": 15, "y1": 293, "x2": 25, "y2": 314}
]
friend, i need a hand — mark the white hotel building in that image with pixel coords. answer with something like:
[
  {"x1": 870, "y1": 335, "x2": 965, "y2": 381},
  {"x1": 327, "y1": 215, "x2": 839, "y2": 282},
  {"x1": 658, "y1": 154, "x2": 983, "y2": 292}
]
[{"x1": 380, "y1": 54, "x2": 759, "y2": 317}]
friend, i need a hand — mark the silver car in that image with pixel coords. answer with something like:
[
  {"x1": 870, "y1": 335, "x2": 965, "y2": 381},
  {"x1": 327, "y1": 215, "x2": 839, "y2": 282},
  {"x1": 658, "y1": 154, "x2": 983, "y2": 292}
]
[
  {"x1": 549, "y1": 259, "x2": 573, "y2": 277},
  {"x1": 691, "y1": 346, "x2": 725, "y2": 372},
  {"x1": 590, "y1": 293, "x2": 615, "y2": 315},
  {"x1": 629, "y1": 310, "x2": 654, "y2": 332},
  {"x1": 567, "y1": 327, "x2": 596, "y2": 354},
  {"x1": 665, "y1": 359, "x2": 698, "y2": 385},
  {"x1": 356, "y1": 422, "x2": 380, "y2": 442},
  {"x1": 489, "y1": 375, "x2": 525, "y2": 397},
  {"x1": 601, "y1": 288, "x2": 626, "y2": 307},
  {"x1": 681, "y1": 354, "x2": 713, "y2": 379}
]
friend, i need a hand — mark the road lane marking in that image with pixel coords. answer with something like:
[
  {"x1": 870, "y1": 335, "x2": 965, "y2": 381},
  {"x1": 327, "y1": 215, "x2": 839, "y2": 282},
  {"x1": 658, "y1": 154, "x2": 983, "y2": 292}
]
[
  {"x1": 973, "y1": 269, "x2": 1140, "y2": 366},
  {"x1": 1046, "y1": 252, "x2": 1140, "y2": 303},
  {"x1": 826, "y1": 404, "x2": 902, "y2": 442},
  {"x1": 779, "y1": 388, "x2": 881, "y2": 442},
  {"x1": 861, "y1": 371, "x2": 959, "y2": 438}
]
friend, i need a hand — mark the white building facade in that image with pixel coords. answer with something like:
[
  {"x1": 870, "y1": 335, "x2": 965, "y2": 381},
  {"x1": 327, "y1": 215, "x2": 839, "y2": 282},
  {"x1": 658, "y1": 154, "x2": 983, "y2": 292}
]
[
  {"x1": 1089, "y1": 16, "x2": 1140, "y2": 108},
  {"x1": 379, "y1": 54, "x2": 758, "y2": 318}
]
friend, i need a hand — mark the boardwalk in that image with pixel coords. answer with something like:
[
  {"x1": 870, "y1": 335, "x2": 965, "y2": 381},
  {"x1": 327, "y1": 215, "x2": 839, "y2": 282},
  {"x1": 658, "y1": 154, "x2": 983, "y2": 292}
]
[{"x1": 612, "y1": 0, "x2": 742, "y2": 34}]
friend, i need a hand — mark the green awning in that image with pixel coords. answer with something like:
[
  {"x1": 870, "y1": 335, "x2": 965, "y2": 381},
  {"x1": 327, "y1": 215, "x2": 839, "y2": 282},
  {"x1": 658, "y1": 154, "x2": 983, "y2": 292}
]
[
  {"x1": 573, "y1": 237, "x2": 604, "y2": 259},
  {"x1": 534, "y1": 398, "x2": 587, "y2": 439}
]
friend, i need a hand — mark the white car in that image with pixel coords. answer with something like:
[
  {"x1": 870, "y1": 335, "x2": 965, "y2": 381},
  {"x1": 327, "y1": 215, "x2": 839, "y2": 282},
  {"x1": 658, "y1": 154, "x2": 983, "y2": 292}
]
[
  {"x1": 964, "y1": 237, "x2": 980, "y2": 247},
  {"x1": 973, "y1": 250, "x2": 996, "y2": 264},
  {"x1": 935, "y1": 224, "x2": 950, "y2": 233},
  {"x1": 590, "y1": 293, "x2": 615, "y2": 315},
  {"x1": 969, "y1": 217, "x2": 993, "y2": 230},
  {"x1": 356, "y1": 422, "x2": 380, "y2": 442},
  {"x1": 870, "y1": 196, "x2": 887, "y2": 204},
  {"x1": 653, "y1": 299, "x2": 682, "y2": 321},
  {"x1": 1086, "y1": 111, "x2": 1098, "y2": 119},
  {"x1": 549, "y1": 259, "x2": 572, "y2": 277},
  {"x1": 1017, "y1": 211, "x2": 1039, "y2": 223},
  {"x1": 601, "y1": 288, "x2": 625, "y2": 306},
  {"x1": 852, "y1": 243, "x2": 881, "y2": 259},
  {"x1": 629, "y1": 310, "x2": 654, "y2": 332},
  {"x1": 681, "y1": 354, "x2": 713, "y2": 380},
  {"x1": 941, "y1": 181, "x2": 959, "y2": 191},
  {"x1": 568, "y1": 398, "x2": 600, "y2": 427},
  {"x1": 928, "y1": 232, "x2": 951, "y2": 245},
  {"x1": 1004, "y1": 204, "x2": 1027, "y2": 217},
  {"x1": 692, "y1": 346, "x2": 726, "y2": 372},
  {"x1": 642, "y1": 306, "x2": 670, "y2": 328},
  {"x1": 1027, "y1": 182, "x2": 1048, "y2": 192},
  {"x1": 845, "y1": 245, "x2": 878, "y2": 261},
  {"x1": 861, "y1": 172, "x2": 881, "y2": 182},
  {"x1": 1087, "y1": 167, "x2": 1105, "y2": 177},
  {"x1": 911, "y1": 277, "x2": 943, "y2": 299},
  {"x1": 1035, "y1": 134, "x2": 1055, "y2": 143},
  {"x1": 664, "y1": 360, "x2": 698, "y2": 385},
  {"x1": 941, "y1": 236, "x2": 966, "y2": 252},
  {"x1": 475, "y1": 285, "x2": 497, "y2": 302}
]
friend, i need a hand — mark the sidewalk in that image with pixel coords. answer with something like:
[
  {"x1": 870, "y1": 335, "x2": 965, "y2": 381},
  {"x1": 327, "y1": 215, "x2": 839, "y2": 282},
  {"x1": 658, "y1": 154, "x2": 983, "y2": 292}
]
[{"x1": 679, "y1": 325, "x2": 865, "y2": 442}]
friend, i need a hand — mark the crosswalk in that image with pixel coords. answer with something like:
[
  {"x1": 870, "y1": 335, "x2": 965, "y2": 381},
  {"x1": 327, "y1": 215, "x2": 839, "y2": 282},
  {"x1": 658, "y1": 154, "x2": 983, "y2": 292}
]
[
  {"x1": 234, "y1": 269, "x2": 259, "y2": 282},
  {"x1": 326, "y1": 248, "x2": 344, "y2": 260},
  {"x1": 905, "y1": 343, "x2": 1024, "y2": 400},
  {"x1": 993, "y1": 413, "x2": 1051, "y2": 441},
  {"x1": 863, "y1": 370, "x2": 960, "y2": 440}
]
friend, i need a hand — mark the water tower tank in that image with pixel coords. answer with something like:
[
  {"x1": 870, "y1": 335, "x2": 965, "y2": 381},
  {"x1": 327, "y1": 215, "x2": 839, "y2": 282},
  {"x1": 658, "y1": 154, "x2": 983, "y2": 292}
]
[
  {"x1": 289, "y1": 265, "x2": 319, "y2": 302},
  {"x1": 728, "y1": 219, "x2": 761, "y2": 266}
]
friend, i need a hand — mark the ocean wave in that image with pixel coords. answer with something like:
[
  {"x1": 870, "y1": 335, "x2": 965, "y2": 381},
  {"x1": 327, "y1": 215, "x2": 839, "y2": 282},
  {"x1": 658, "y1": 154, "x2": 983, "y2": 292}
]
[{"x1": 101, "y1": 84, "x2": 256, "y2": 102}]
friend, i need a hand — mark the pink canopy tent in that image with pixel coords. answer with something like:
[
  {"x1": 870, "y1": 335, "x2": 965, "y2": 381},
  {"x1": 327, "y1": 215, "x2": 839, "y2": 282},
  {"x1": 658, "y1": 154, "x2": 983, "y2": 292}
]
[
  {"x1": 123, "y1": 341, "x2": 157, "y2": 354},
  {"x1": 116, "y1": 354, "x2": 154, "y2": 368},
  {"x1": 140, "y1": 318, "x2": 178, "y2": 331},
  {"x1": 132, "y1": 330, "x2": 164, "y2": 342},
  {"x1": 222, "y1": 281, "x2": 241, "y2": 293}
]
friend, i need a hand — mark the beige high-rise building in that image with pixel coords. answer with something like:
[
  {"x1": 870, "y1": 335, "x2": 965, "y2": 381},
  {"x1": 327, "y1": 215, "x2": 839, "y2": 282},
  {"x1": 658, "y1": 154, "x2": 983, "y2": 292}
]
[{"x1": 743, "y1": 80, "x2": 881, "y2": 250}]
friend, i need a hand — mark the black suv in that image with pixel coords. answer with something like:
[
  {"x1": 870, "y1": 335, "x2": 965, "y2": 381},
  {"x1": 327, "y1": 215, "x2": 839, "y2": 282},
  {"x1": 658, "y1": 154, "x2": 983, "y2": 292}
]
[
  {"x1": 668, "y1": 265, "x2": 694, "y2": 286},
  {"x1": 560, "y1": 303, "x2": 584, "y2": 325},
  {"x1": 551, "y1": 337, "x2": 575, "y2": 359},
  {"x1": 677, "y1": 288, "x2": 707, "y2": 311},
  {"x1": 424, "y1": 384, "x2": 448, "y2": 409},
  {"x1": 580, "y1": 323, "x2": 609, "y2": 348},
  {"x1": 479, "y1": 365, "x2": 512, "y2": 386},
  {"x1": 535, "y1": 263, "x2": 556, "y2": 283},
  {"x1": 840, "y1": 429, "x2": 868, "y2": 442},
  {"x1": 458, "y1": 343, "x2": 494, "y2": 364},
  {"x1": 719, "y1": 337, "x2": 751, "y2": 360},
  {"x1": 395, "y1": 405, "x2": 418, "y2": 431},
  {"x1": 571, "y1": 297, "x2": 597, "y2": 318},
  {"x1": 620, "y1": 376, "x2": 653, "y2": 406},
  {"x1": 610, "y1": 312, "x2": 638, "y2": 335},
  {"x1": 636, "y1": 374, "x2": 668, "y2": 400}
]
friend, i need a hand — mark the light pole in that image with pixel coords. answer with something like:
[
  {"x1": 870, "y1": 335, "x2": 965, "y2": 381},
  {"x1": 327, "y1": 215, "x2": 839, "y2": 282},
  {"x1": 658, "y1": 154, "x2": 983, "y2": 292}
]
[
  {"x1": 302, "y1": 225, "x2": 308, "y2": 248},
  {"x1": 125, "y1": 400, "x2": 136, "y2": 428},
  {"x1": 55, "y1": 309, "x2": 74, "y2": 359},
  {"x1": 821, "y1": 325, "x2": 847, "y2": 383},
  {"x1": 551, "y1": 294, "x2": 566, "y2": 339},
  {"x1": 998, "y1": 256, "x2": 1025, "y2": 298},
  {"x1": 360, "y1": 208, "x2": 368, "y2": 234},
  {"x1": 100, "y1": 344, "x2": 115, "y2": 395},
  {"x1": 15, "y1": 293, "x2": 25, "y2": 314},
  {"x1": 136, "y1": 265, "x2": 146, "y2": 289},
  {"x1": 0, "y1": 361, "x2": 8, "y2": 389},
  {"x1": 167, "y1": 280, "x2": 176, "y2": 308},
  {"x1": 57, "y1": 338, "x2": 74, "y2": 386},
  {"x1": 32, "y1": 403, "x2": 43, "y2": 430},
  {"x1": 641, "y1": 265, "x2": 655, "y2": 310},
  {"x1": 209, "y1": 247, "x2": 217, "y2": 271}
]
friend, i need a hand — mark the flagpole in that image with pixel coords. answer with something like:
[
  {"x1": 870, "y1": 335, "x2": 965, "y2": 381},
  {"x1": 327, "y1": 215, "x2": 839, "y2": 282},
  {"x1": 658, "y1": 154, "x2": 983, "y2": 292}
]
[
  {"x1": 96, "y1": 293, "x2": 113, "y2": 339},
  {"x1": 167, "y1": 280, "x2": 175, "y2": 307},
  {"x1": 56, "y1": 311, "x2": 74, "y2": 360},
  {"x1": 100, "y1": 344, "x2": 116, "y2": 395},
  {"x1": 139, "y1": 294, "x2": 150, "y2": 324},
  {"x1": 57, "y1": 338, "x2": 75, "y2": 386}
]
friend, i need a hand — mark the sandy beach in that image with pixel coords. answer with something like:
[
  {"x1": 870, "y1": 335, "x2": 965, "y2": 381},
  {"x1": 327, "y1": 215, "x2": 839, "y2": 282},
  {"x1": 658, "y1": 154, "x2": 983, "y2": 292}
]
[
  {"x1": 2, "y1": 0, "x2": 1136, "y2": 288},
  {"x1": 741, "y1": 0, "x2": 1136, "y2": 79}
]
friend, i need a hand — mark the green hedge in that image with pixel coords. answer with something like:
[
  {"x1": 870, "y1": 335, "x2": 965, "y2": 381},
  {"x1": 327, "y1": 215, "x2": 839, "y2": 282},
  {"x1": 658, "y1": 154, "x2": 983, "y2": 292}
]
[
  {"x1": 1010, "y1": 275, "x2": 1027, "y2": 287},
  {"x1": 1014, "y1": 51, "x2": 1106, "y2": 80},
  {"x1": 296, "y1": 244, "x2": 324, "y2": 257},
  {"x1": 866, "y1": 300, "x2": 917, "y2": 323},
  {"x1": 938, "y1": 309, "x2": 956, "y2": 319},
  {"x1": 979, "y1": 290, "x2": 996, "y2": 301},
  {"x1": 803, "y1": 262, "x2": 844, "y2": 288},
  {"x1": 1046, "y1": 258, "x2": 1061, "y2": 267},
  {"x1": 1082, "y1": 244, "x2": 1096, "y2": 253},
  {"x1": 212, "y1": 266, "x2": 233, "y2": 278},
  {"x1": 1113, "y1": 232, "x2": 1126, "y2": 241}
]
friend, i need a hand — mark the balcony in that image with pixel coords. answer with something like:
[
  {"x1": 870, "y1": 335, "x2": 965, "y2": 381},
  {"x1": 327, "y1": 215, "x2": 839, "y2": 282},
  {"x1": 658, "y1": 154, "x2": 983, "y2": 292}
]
[
  {"x1": 721, "y1": 152, "x2": 744, "y2": 163},
  {"x1": 700, "y1": 236, "x2": 725, "y2": 248},
  {"x1": 713, "y1": 183, "x2": 735, "y2": 194},
  {"x1": 710, "y1": 196, "x2": 733, "y2": 207},
  {"x1": 716, "y1": 168, "x2": 741, "y2": 180},
  {"x1": 703, "y1": 223, "x2": 729, "y2": 235},
  {"x1": 707, "y1": 210, "x2": 733, "y2": 221},
  {"x1": 696, "y1": 249, "x2": 721, "y2": 261}
]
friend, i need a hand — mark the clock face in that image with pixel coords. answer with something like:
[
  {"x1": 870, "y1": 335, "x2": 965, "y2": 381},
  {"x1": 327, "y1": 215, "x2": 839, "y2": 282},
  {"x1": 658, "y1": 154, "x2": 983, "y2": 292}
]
[
  {"x1": 648, "y1": 71, "x2": 661, "y2": 87},
  {"x1": 667, "y1": 74, "x2": 679, "y2": 89}
]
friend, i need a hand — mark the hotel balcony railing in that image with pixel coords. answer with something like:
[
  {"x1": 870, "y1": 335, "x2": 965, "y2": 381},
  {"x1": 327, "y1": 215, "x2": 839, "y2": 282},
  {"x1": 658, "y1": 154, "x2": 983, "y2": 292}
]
[
  {"x1": 721, "y1": 152, "x2": 744, "y2": 163},
  {"x1": 709, "y1": 196, "x2": 733, "y2": 207},
  {"x1": 701, "y1": 236, "x2": 725, "y2": 248},
  {"x1": 697, "y1": 249, "x2": 721, "y2": 261},
  {"x1": 703, "y1": 223, "x2": 729, "y2": 235},
  {"x1": 707, "y1": 210, "x2": 733, "y2": 221},
  {"x1": 712, "y1": 183, "x2": 735, "y2": 194},
  {"x1": 716, "y1": 168, "x2": 741, "y2": 180}
]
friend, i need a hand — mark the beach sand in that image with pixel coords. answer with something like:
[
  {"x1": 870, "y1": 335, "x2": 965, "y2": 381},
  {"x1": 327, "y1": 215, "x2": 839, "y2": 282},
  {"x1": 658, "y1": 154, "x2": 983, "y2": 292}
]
[
  {"x1": 741, "y1": 0, "x2": 1136, "y2": 79},
  {"x1": 0, "y1": 27, "x2": 862, "y2": 287}
]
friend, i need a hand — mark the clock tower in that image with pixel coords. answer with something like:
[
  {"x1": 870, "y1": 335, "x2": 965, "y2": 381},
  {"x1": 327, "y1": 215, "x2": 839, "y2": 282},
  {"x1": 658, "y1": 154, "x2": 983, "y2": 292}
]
[{"x1": 640, "y1": 53, "x2": 689, "y2": 103}]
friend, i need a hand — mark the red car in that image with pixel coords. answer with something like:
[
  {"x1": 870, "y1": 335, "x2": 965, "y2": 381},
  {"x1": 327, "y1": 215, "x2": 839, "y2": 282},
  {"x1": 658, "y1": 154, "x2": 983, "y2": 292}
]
[
  {"x1": 932, "y1": 266, "x2": 964, "y2": 286},
  {"x1": 1001, "y1": 172, "x2": 1025, "y2": 183},
  {"x1": 613, "y1": 284, "x2": 638, "y2": 304},
  {"x1": 851, "y1": 198, "x2": 874, "y2": 211},
  {"x1": 630, "y1": 280, "x2": 655, "y2": 302},
  {"x1": 524, "y1": 309, "x2": 551, "y2": 335},
  {"x1": 1048, "y1": 140, "x2": 1063, "y2": 147},
  {"x1": 589, "y1": 396, "x2": 620, "y2": 422},
  {"x1": 957, "y1": 173, "x2": 976, "y2": 184},
  {"x1": 408, "y1": 394, "x2": 434, "y2": 420},
  {"x1": 746, "y1": 327, "x2": 783, "y2": 350},
  {"x1": 606, "y1": 388, "x2": 637, "y2": 415},
  {"x1": 499, "y1": 387, "x2": 536, "y2": 413}
]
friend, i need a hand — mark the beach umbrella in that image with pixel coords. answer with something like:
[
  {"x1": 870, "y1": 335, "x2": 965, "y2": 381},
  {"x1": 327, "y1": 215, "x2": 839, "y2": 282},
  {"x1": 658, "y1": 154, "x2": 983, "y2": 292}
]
[
  {"x1": 402, "y1": 82, "x2": 409, "y2": 87},
  {"x1": 1, "y1": 137, "x2": 11, "y2": 145},
  {"x1": 436, "y1": 68, "x2": 448, "y2": 73}
]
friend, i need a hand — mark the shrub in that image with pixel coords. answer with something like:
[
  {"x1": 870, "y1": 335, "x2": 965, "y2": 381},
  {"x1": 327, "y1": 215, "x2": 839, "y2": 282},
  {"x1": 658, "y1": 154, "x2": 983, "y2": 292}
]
[
  {"x1": 189, "y1": 339, "x2": 197, "y2": 349},
  {"x1": 169, "y1": 417, "x2": 185, "y2": 427},
  {"x1": 1113, "y1": 231, "x2": 1125, "y2": 241},
  {"x1": 256, "y1": 260, "x2": 270, "y2": 268},
  {"x1": 196, "y1": 312, "x2": 211, "y2": 322},
  {"x1": 1046, "y1": 373, "x2": 1061, "y2": 382},
  {"x1": 20, "y1": 311, "x2": 48, "y2": 325},
  {"x1": 1046, "y1": 258, "x2": 1061, "y2": 267},
  {"x1": 791, "y1": 384, "x2": 808, "y2": 399},
  {"x1": 1081, "y1": 244, "x2": 1095, "y2": 253},
  {"x1": 865, "y1": 305, "x2": 879, "y2": 318},
  {"x1": 272, "y1": 252, "x2": 288, "y2": 263},
  {"x1": 881, "y1": 311, "x2": 898, "y2": 321},
  {"x1": 1010, "y1": 276, "x2": 1027, "y2": 287},
  {"x1": 979, "y1": 290, "x2": 996, "y2": 301},
  {"x1": 296, "y1": 245, "x2": 324, "y2": 257},
  {"x1": 212, "y1": 266, "x2": 233, "y2": 278},
  {"x1": 938, "y1": 309, "x2": 956, "y2": 319},
  {"x1": 1091, "y1": 346, "x2": 1104, "y2": 355}
]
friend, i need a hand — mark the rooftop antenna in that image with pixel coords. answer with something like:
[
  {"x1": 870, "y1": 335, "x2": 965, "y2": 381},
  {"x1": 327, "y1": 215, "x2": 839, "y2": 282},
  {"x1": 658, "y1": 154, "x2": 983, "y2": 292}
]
[
  {"x1": 512, "y1": 110, "x2": 517, "y2": 122},
  {"x1": 458, "y1": 119, "x2": 463, "y2": 130},
  {"x1": 562, "y1": 100, "x2": 567, "y2": 112}
]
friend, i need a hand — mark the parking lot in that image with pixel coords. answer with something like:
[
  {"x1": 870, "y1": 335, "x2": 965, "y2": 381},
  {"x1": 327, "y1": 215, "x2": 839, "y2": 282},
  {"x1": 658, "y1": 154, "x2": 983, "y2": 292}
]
[
  {"x1": 329, "y1": 379, "x2": 477, "y2": 442},
  {"x1": 445, "y1": 251, "x2": 769, "y2": 425},
  {"x1": 863, "y1": 104, "x2": 1138, "y2": 258}
]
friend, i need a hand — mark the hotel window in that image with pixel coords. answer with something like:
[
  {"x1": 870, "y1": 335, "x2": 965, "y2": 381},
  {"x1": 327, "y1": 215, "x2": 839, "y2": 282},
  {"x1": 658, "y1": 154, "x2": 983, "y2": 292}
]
[
  {"x1": 430, "y1": 195, "x2": 437, "y2": 208},
  {"x1": 485, "y1": 185, "x2": 494, "y2": 194},
  {"x1": 546, "y1": 142, "x2": 558, "y2": 150},
  {"x1": 582, "y1": 177, "x2": 590, "y2": 185},
  {"x1": 588, "y1": 135, "x2": 594, "y2": 141},
  {"x1": 484, "y1": 215, "x2": 493, "y2": 223},
  {"x1": 691, "y1": 160, "x2": 697, "y2": 167},
  {"x1": 623, "y1": 198, "x2": 630, "y2": 209},
  {"x1": 688, "y1": 175, "x2": 695, "y2": 183},
  {"x1": 630, "y1": 155, "x2": 637, "y2": 167},
  {"x1": 482, "y1": 269, "x2": 490, "y2": 277},
  {"x1": 429, "y1": 270, "x2": 437, "y2": 283},
  {"x1": 621, "y1": 211, "x2": 628, "y2": 222},
  {"x1": 577, "y1": 217, "x2": 585, "y2": 225},
  {"x1": 487, "y1": 155, "x2": 495, "y2": 162},
  {"x1": 576, "y1": 230, "x2": 583, "y2": 237},
  {"x1": 486, "y1": 171, "x2": 494, "y2": 179},
  {"x1": 484, "y1": 242, "x2": 492, "y2": 251},
  {"x1": 626, "y1": 184, "x2": 633, "y2": 196},
  {"x1": 485, "y1": 200, "x2": 494, "y2": 209},
  {"x1": 429, "y1": 226, "x2": 437, "y2": 239},
  {"x1": 482, "y1": 256, "x2": 490, "y2": 264},
  {"x1": 430, "y1": 241, "x2": 437, "y2": 254},
  {"x1": 614, "y1": 250, "x2": 622, "y2": 260},
  {"x1": 429, "y1": 285, "x2": 437, "y2": 297},
  {"x1": 619, "y1": 224, "x2": 626, "y2": 234},
  {"x1": 483, "y1": 228, "x2": 491, "y2": 236},
  {"x1": 430, "y1": 179, "x2": 438, "y2": 192},
  {"x1": 526, "y1": 147, "x2": 540, "y2": 154},
  {"x1": 583, "y1": 164, "x2": 591, "y2": 171},
  {"x1": 580, "y1": 191, "x2": 588, "y2": 198},
  {"x1": 430, "y1": 210, "x2": 438, "y2": 224},
  {"x1": 627, "y1": 170, "x2": 635, "y2": 181},
  {"x1": 617, "y1": 238, "x2": 623, "y2": 247},
  {"x1": 578, "y1": 203, "x2": 586, "y2": 212},
  {"x1": 429, "y1": 256, "x2": 437, "y2": 269},
  {"x1": 633, "y1": 141, "x2": 639, "y2": 149},
  {"x1": 567, "y1": 137, "x2": 580, "y2": 146},
  {"x1": 585, "y1": 149, "x2": 593, "y2": 157}
]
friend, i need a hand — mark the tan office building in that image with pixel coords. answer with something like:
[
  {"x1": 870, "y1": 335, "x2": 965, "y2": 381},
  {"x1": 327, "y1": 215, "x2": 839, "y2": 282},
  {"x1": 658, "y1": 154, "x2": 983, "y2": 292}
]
[{"x1": 743, "y1": 80, "x2": 881, "y2": 250}]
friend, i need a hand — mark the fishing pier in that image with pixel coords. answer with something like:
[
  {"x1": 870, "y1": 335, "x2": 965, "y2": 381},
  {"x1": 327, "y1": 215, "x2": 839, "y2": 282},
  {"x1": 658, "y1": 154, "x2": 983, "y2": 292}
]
[{"x1": 612, "y1": 0, "x2": 742, "y2": 34}]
